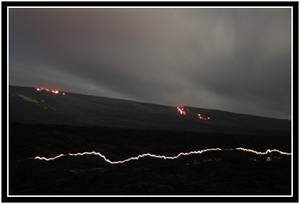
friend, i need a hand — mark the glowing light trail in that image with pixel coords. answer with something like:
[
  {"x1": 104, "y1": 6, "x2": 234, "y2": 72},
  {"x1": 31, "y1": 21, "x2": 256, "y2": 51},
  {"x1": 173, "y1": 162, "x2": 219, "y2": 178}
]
[
  {"x1": 234, "y1": 147, "x2": 292, "y2": 156},
  {"x1": 34, "y1": 147, "x2": 291, "y2": 164}
]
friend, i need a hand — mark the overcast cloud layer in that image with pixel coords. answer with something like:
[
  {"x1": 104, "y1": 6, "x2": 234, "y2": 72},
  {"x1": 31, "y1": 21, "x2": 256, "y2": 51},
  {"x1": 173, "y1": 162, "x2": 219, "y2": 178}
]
[{"x1": 9, "y1": 8, "x2": 291, "y2": 119}]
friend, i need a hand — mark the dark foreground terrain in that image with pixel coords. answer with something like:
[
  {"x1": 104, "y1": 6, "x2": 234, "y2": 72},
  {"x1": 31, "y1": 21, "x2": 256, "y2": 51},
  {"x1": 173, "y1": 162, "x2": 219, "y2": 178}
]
[{"x1": 9, "y1": 122, "x2": 292, "y2": 196}]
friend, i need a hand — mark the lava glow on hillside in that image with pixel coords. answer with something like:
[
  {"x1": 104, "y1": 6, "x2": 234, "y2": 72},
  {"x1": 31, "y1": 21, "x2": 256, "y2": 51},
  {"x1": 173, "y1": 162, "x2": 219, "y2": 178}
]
[
  {"x1": 176, "y1": 107, "x2": 187, "y2": 115},
  {"x1": 37, "y1": 87, "x2": 65, "y2": 95},
  {"x1": 175, "y1": 107, "x2": 210, "y2": 120}
]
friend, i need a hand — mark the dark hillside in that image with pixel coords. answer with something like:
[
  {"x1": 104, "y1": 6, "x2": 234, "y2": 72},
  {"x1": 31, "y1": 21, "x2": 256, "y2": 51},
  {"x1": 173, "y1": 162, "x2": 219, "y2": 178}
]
[{"x1": 9, "y1": 85, "x2": 291, "y2": 136}]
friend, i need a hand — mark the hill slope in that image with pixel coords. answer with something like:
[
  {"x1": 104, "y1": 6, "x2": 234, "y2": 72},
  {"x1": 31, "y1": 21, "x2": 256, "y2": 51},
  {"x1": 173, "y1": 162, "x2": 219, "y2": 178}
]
[{"x1": 9, "y1": 85, "x2": 291, "y2": 135}]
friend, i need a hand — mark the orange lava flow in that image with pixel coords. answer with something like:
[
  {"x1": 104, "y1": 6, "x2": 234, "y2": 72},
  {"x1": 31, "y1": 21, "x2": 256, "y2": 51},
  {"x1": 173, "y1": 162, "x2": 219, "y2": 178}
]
[
  {"x1": 36, "y1": 87, "x2": 65, "y2": 95},
  {"x1": 197, "y1": 113, "x2": 210, "y2": 120},
  {"x1": 34, "y1": 147, "x2": 291, "y2": 164},
  {"x1": 176, "y1": 107, "x2": 186, "y2": 115},
  {"x1": 175, "y1": 107, "x2": 210, "y2": 120}
]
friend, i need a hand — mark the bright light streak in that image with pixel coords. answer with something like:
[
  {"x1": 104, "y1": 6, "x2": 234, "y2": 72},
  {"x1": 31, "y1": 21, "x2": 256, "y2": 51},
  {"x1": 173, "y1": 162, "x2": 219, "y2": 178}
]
[
  {"x1": 234, "y1": 147, "x2": 292, "y2": 156},
  {"x1": 34, "y1": 147, "x2": 291, "y2": 164},
  {"x1": 35, "y1": 148, "x2": 222, "y2": 164}
]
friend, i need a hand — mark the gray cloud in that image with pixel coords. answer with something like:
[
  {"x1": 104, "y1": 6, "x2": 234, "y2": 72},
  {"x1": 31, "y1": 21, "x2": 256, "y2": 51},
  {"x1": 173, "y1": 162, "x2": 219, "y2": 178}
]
[{"x1": 9, "y1": 7, "x2": 292, "y2": 119}]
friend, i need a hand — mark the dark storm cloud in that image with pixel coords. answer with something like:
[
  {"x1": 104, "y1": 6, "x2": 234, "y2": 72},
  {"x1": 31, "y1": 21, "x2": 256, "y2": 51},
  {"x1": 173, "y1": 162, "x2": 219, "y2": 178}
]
[{"x1": 9, "y1": 7, "x2": 292, "y2": 119}]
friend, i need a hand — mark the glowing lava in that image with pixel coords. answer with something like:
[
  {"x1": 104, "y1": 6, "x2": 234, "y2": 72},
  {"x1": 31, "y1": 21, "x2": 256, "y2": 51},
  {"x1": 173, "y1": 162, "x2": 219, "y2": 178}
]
[
  {"x1": 175, "y1": 107, "x2": 210, "y2": 120},
  {"x1": 36, "y1": 87, "x2": 65, "y2": 95},
  {"x1": 197, "y1": 113, "x2": 209, "y2": 120},
  {"x1": 176, "y1": 107, "x2": 186, "y2": 115},
  {"x1": 34, "y1": 147, "x2": 291, "y2": 164},
  {"x1": 51, "y1": 90, "x2": 59, "y2": 94}
]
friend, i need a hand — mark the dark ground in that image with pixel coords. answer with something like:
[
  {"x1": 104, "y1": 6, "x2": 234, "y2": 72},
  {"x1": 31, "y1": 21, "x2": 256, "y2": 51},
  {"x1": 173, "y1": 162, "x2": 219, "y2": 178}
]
[{"x1": 9, "y1": 122, "x2": 292, "y2": 196}]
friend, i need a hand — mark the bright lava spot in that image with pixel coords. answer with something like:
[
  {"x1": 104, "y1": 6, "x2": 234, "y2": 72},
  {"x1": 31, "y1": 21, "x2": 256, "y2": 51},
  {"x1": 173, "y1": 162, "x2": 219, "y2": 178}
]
[{"x1": 176, "y1": 107, "x2": 186, "y2": 115}]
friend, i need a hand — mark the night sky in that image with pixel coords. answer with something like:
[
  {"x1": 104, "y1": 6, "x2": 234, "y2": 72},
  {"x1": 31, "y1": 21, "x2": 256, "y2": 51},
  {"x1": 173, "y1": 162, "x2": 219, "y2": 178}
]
[{"x1": 9, "y1": 7, "x2": 292, "y2": 120}]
